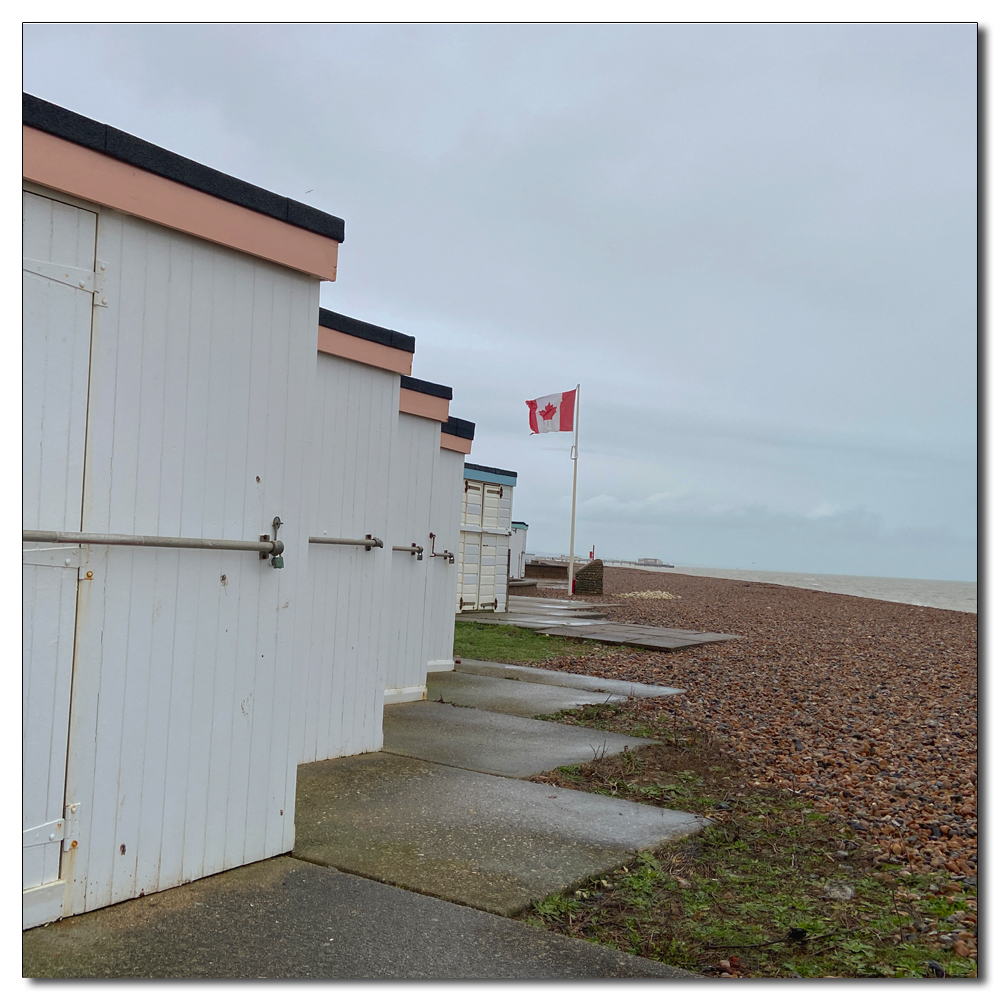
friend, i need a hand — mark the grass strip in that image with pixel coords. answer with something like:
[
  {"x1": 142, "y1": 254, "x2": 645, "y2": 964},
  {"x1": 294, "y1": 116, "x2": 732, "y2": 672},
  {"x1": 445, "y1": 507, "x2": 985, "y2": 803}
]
[
  {"x1": 453, "y1": 620, "x2": 618, "y2": 665},
  {"x1": 522, "y1": 702, "x2": 977, "y2": 979}
]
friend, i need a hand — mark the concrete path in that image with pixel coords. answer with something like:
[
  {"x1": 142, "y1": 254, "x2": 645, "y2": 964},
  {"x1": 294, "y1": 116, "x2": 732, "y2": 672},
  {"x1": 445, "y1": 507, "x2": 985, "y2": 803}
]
[
  {"x1": 531, "y1": 620, "x2": 740, "y2": 651},
  {"x1": 462, "y1": 595, "x2": 739, "y2": 651},
  {"x1": 508, "y1": 596, "x2": 611, "y2": 613},
  {"x1": 455, "y1": 658, "x2": 684, "y2": 698},
  {"x1": 428, "y1": 661, "x2": 682, "y2": 718},
  {"x1": 428, "y1": 669, "x2": 629, "y2": 717},
  {"x1": 25, "y1": 655, "x2": 705, "y2": 980},
  {"x1": 294, "y1": 753, "x2": 705, "y2": 918},
  {"x1": 23, "y1": 856, "x2": 694, "y2": 978},
  {"x1": 383, "y1": 700, "x2": 653, "y2": 777}
]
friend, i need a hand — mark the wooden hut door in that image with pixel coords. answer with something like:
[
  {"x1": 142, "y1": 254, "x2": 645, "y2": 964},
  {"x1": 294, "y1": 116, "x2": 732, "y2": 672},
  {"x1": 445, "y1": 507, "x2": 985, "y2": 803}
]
[
  {"x1": 22, "y1": 191, "x2": 97, "y2": 919},
  {"x1": 458, "y1": 482, "x2": 483, "y2": 611},
  {"x1": 477, "y1": 485, "x2": 503, "y2": 609}
]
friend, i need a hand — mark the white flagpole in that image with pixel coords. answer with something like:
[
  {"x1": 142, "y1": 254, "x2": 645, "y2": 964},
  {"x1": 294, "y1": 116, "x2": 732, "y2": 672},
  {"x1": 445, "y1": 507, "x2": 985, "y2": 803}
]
[{"x1": 567, "y1": 384, "x2": 580, "y2": 596}]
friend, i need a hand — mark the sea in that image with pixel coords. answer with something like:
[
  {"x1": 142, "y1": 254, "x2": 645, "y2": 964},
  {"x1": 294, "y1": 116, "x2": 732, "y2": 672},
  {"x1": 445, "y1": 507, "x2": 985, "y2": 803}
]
[{"x1": 627, "y1": 565, "x2": 977, "y2": 614}]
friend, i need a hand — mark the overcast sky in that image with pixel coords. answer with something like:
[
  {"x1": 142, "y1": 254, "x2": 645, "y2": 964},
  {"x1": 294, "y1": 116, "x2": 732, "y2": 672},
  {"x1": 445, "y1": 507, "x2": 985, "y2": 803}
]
[{"x1": 23, "y1": 23, "x2": 977, "y2": 581}]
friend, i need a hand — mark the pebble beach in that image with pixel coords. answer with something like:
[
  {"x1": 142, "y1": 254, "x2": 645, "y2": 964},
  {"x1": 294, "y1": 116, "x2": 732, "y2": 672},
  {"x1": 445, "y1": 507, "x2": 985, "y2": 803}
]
[{"x1": 538, "y1": 567, "x2": 978, "y2": 880}]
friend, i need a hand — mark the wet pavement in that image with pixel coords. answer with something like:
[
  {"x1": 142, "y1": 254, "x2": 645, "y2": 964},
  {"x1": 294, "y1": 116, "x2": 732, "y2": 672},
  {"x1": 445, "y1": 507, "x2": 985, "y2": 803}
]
[
  {"x1": 25, "y1": 652, "x2": 703, "y2": 979},
  {"x1": 382, "y1": 699, "x2": 653, "y2": 776},
  {"x1": 461, "y1": 595, "x2": 740, "y2": 650},
  {"x1": 293, "y1": 752, "x2": 705, "y2": 918},
  {"x1": 454, "y1": 658, "x2": 684, "y2": 698},
  {"x1": 22, "y1": 856, "x2": 696, "y2": 978}
]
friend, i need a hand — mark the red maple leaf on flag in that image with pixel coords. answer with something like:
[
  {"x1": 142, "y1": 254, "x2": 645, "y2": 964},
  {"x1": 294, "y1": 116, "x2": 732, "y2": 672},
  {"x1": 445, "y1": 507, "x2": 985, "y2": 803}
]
[{"x1": 539, "y1": 402, "x2": 558, "y2": 421}]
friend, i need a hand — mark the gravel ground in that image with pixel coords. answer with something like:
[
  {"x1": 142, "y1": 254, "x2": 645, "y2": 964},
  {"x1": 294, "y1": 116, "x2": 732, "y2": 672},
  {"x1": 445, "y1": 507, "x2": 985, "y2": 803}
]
[{"x1": 536, "y1": 568, "x2": 978, "y2": 879}]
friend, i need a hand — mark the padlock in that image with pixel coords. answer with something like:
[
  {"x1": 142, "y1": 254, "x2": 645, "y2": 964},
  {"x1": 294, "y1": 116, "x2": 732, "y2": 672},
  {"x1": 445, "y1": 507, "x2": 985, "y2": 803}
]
[{"x1": 270, "y1": 554, "x2": 284, "y2": 569}]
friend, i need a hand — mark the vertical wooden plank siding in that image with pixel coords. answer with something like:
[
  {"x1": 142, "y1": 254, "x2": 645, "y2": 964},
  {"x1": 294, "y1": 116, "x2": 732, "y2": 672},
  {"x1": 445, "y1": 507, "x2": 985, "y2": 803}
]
[
  {"x1": 22, "y1": 191, "x2": 97, "y2": 904},
  {"x1": 300, "y1": 355, "x2": 397, "y2": 763},
  {"x1": 457, "y1": 480, "x2": 513, "y2": 612},
  {"x1": 384, "y1": 413, "x2": 437, "y2": 699},
  {"x1": 494, "y1": 486, "x2": 513, "y2": 612},
  {"x1": 424, "y1": 447, "x2": 464, "y2": 667},
  {"x1": 63, "y1": 205, "x2": 318, "y2": 916},
  {"x1": 458, "y1": 482, "x2": 483, "y2": 612}
]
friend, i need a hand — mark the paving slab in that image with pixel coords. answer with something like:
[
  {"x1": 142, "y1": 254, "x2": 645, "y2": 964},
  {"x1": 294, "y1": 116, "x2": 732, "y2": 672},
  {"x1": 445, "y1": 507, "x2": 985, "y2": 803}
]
[
  {"x1": 294, "y1": 753, "x2": 706, "y2": 919},
  {"x1": 383, "y1": 700, "x2": 653, "y2": 776},
  {"x1": 507, "y1": 596, "x2": 610, "y2": 610},
  {"x1": 455, "y1": 659, "x2": 684, "y2": 699},
  {"x1": 464, "y1": 612, "x2": 611, "y2": 624},
  {"x1": 462, "y1": 594, "x2": 739, "y2": 652},
  {"x1": 22, "y1": 855, "x2": 696, "y2": 978},
  {"x1": 427, "y1": 669, "x2": 628, "y2": 717},
  {"x1": 530, "y1": 621, "x2": 739, "y2": 651}
]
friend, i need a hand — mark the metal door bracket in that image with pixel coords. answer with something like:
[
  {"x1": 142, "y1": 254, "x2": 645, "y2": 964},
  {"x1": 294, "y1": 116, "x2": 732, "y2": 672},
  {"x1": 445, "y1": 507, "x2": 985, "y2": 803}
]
[
  {"x1": 269, "y1": 517, "x2": 284, "y2": 568},
  {"x1": 23, "y1": 817, "x2": 65, "y2": 849},
  {"x1": 428, "y1": 532, "x2": 455, "y2": 563},
  {"x1": 23, "y1": 258, "x2": 108, "y2": 307},
  {"x1": 22, "y1": 545, "x2": 82, "y2": 569},
  {"x1": 63, "y1": 803, "x2": 81, "y2": 852}
]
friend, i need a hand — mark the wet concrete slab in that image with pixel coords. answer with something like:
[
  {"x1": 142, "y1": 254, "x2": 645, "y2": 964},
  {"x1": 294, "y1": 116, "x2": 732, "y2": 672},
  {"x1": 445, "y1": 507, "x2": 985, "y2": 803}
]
[
  {"x1": 293, "y1": 753, "x2": 706, "y2": 919},
  {"x1": 508, "y1": 596, "x2": 610, "y2": 610},
  {"x1": 427, "y1": 670, "x2": 630, "y2": 718},
  {"x1": 461, "y1": 595, "x2": 739, "y2": 651},
  {"x1": 532, "y1": 621, "x2": 739, "y2": 651},
  {"x1": 455, "y1": 659, "x2": 684, "y2": 699},
  {"x1": 383, "y1": 700, "x2": 653, "y2": 777},
  {"x1": 23, "y1": 855, "x2": 695, "y2": 978}
]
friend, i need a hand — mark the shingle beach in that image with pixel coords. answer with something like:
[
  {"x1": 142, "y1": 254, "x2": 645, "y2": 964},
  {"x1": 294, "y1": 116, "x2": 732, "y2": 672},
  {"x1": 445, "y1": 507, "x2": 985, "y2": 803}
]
[{"x1": 538, "y1": 568, "x2": 978, "y2": 878}]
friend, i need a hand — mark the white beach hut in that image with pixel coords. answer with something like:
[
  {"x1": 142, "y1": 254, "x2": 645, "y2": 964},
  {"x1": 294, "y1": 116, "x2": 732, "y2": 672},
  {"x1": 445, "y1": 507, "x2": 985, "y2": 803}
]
[
  {"x1": 456, "y1": 464, "x2": 517, "y2": 613},
  {"x1": 384, "y1": 383, "x2": 472, "y2": 703},
  {"x1": 299, "y1": 310, "x2": 415, "y2": 761},
  {"x1": 509, "y1": 521, "x2": 529, "y2": 580},
  {"x1": 424, "y1": 421, "x2": 471, "y2": 670},
  {"x1": 22, "y1": 94, "x2": 343, "y2": 928}
]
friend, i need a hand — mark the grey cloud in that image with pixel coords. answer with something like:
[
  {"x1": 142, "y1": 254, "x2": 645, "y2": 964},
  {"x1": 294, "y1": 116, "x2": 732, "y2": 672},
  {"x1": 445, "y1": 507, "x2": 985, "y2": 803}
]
[{"x1": 22, "y1": 22, "x2": 976, "y2": 580}]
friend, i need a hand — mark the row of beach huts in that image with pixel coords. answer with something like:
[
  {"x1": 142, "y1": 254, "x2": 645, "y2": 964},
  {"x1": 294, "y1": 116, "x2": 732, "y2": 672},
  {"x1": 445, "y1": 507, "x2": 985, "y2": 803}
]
[{"x1": 23, "y1": 94, "x2": 523, "y2": 928}]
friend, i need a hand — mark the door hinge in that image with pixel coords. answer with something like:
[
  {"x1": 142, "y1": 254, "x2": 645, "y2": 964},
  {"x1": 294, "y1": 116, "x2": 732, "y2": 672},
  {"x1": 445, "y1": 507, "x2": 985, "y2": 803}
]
[
  {"x1": 63, "y1": 803, "x2": 81, "y2": 852},
  {"x1": 22, "y1": 803, "x2": 81, "y2": 851},
  {"x1": 22, "y1": 545, "x2": 83, "y2": 569},
  {"x1": 23, "y1": 258, "x2": 108, "y2": 308},
  {"x1": 23, "y1": 817, "x2": 65, "y2": 848}
]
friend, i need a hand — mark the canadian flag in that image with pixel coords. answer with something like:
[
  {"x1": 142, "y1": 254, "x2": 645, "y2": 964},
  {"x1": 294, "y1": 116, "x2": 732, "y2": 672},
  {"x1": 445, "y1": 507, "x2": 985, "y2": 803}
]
[{"x1": 526, "y1": 389, "x2": 576, "y2": 434}]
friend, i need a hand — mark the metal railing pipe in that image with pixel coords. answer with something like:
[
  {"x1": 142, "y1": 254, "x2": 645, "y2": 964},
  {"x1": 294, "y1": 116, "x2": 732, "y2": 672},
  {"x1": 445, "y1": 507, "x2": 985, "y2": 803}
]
[
  {"x1": 392, "y1": 544, "x2": 424, "y2": 558},
  {"x1": 308, "y1": 534, "x2": 383, "y2": 550},
  {"x1": 23, "y1": 529, "x2": 283, "y2": 556}
]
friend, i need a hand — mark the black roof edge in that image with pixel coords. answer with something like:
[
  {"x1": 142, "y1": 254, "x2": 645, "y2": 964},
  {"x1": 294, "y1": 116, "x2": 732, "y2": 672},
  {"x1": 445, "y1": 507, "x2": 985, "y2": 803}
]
[
  {"x1": 464, "y1": 464, "x2": 520, "y2": 482},
  {"x1": 400, "y1": 375, "x2": 452, "y2": 400},
  {"x1": 23, "y1": 93, "x2": 345, "y2": 244},
  {"x1": 443, "y1": 416, "x2": 476, "y2": 440},
  {"x1": 318, "y1": 308, "x2": 416, "y2": 354}
]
